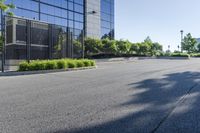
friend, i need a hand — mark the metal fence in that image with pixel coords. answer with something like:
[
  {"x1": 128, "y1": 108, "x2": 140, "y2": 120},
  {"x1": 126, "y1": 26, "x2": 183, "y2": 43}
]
[
  {"x1": 0, "y1": 52, "x2": 2, "y2": 71},
  {"x1": 2, "y1": 16, "x2": 84, "y2": 69}
]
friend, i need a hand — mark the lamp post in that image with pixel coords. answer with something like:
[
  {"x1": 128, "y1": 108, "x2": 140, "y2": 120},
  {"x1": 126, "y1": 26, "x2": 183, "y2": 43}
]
[
  {"x1": 180, "y1": 30, "x2": 184, "y2": 52},
  {"x1": 168, "y1": 45, "x2": 170, "y2": 51},
  {"x1": 178, "y1": 45, "x2": 180, "y2": 51}
]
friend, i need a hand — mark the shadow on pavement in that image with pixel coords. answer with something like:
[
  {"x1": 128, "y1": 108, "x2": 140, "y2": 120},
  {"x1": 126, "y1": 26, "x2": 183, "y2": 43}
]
[{"x1": 53, "y1": 71, "x2": 200, "y2": 133}]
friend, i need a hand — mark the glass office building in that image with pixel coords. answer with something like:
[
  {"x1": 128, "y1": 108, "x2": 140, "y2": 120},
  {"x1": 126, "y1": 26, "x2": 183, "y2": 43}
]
[
  {"x1": 5, "y1": 0, "x2": 84, "y2": 39},
  {"x1": 1, "y1": 0, "x2": 114, "y2": 65},
  {"x1": 4, "y1": 0, "x2": 114, "y2": 39},
  {"x1": 101, "y1": 0, "x2": 114, "y2": 39}
]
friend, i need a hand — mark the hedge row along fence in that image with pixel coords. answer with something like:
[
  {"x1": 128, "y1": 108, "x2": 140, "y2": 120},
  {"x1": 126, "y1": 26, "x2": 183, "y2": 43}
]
[
  {"x1": 170, "y1": 53, "x2": 190, "y2": 58},
  {"x1": 18, "y1": 59, "x2": 96, "y2": 71}
]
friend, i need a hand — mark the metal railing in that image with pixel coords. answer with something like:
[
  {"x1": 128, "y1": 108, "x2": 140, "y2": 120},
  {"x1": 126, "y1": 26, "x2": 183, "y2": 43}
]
[{"x1": 1, "y1": 16, "x2": 84, "y2": 72}]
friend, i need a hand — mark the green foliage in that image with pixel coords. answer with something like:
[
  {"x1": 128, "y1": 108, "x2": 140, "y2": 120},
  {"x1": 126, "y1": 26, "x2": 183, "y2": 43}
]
[
  {"x1": 90, "y1": 60, "x2": 96, "y2": 66},
  {"x1": 73, "y1": 40, "x2": 82, "y2": 55},
  {"x1": 151, "y1": 42, "x2": 163, "y2": 55},
  {"x1": 83, "y1": 37, "x2": 163, "y2": 57},
  {"x1": 45, "y1": 61, "x2": 57, "y2": 70},
  {"x1": 82, "y1": 59, "x2": 91, "y2": 67},
  {"x1": 182, "y1": 33, "x2": 197, "y2": 53},
  {"x1": 67, "y1": 60, "x2": 76, "y2": 68},
  {"x1": 130, "y1": 43, "x2": 140, "y2": 54},
  {"x1": 190, "y1": 53, "x2": 200, "y2": 57},
  {"x1": 84, "y1": 38, "x2": 103, "y2": 55},
  {"x1": 0, "y1": 0, "x2": 15, "y2": 51},
  {"x1": 170, "y1": 53, "x2": 190, "y2": 58},
  {"x1": 138, "y1": 42, "x2": 151, "y2": 55},
  {"x1": 76, "y1": 60, "x2": 85, "y2": 67},
  {"x1": 102, "y1": 38, "x2": 117, "y2": 54},
  {"x1": 56, "y1": 60, "x2": 67, "y2": 69},
  {"x1": 18, "y1": 59, "x2": 96, "y2": 71},
  {"x1": 0, "y1": 0, "x2": 15, "y2": 16},
  {"x1": 196, "y1": 43, "x2": 200, "y2": 52},
  {"x1": 0, "y1": 35, "x2": 4, "y2": 52},
  {"x1": 18, "y1": 61, "x2": 29, "y2": 71},
  {"x1": 116, "y1": 40, "x2": 131, "y2": 54}
]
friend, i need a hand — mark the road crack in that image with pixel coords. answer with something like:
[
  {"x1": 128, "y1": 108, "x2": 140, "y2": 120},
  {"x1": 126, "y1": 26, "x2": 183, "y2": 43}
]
[{"x1": 150, "y1": 83, "x2": 199, "y2": 133}]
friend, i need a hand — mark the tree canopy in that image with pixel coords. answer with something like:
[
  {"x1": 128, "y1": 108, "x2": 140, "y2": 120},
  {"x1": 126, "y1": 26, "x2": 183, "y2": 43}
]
[
  {"x1": 182, "y1": 33, "x2": 197, "y2": 53},
  {"x1": 0, "y1": 0, "x2": 15, "y2": 16}
]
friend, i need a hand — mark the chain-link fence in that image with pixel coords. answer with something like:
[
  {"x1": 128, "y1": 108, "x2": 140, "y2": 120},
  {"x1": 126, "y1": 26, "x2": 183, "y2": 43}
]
[{"x1": 2, "y1": 16, "x2": 84, "y2": 69}]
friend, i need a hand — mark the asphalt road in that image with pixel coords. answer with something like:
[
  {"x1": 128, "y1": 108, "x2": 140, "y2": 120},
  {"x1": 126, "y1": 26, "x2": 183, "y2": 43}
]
[{"x1": 1, "y1": 59, "x2": 200, "y2": 133}]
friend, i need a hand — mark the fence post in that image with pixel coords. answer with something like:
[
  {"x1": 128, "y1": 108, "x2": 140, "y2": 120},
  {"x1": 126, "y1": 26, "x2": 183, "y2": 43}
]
[
  {"x1": 81, "y1": 30, "x2": 85, "y2": 59},
  {"x1": 1, "y1": 15, "x2": 5, "y2": 72},
  {"x1": 48, "y1": 24, "x2": 52, "y2": 59},
  {"x1": 26, "y1": 20, "x2": 31, "y2": 63}
]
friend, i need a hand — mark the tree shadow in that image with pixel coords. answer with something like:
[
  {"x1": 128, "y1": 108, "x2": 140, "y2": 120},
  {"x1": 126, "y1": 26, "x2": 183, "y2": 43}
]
[{"x1": 53, "y1": 71, "x2": 200, "y2": 133}]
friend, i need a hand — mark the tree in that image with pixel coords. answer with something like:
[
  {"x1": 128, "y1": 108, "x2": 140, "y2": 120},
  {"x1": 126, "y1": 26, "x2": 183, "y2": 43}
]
[
  {"x1": 84, "y1": 38, "x2": 103, "y2": 55},
  {"x1": 196, "y1": 43, "x2": 200, "y2": 52},
  {"x1": 0, "y1": 0, "x2": 15, "y2": 16},
  {"x1": 138, "y1": 42, "x2": 151, "y2": 55},
  {"x1": 116, "y1": 40, "x2": 131, "y2": 55},
  {"x1": 151, "y1": 42, "x2": 163, "y2": 55},
  {"x1": 0, "y1": 0, "x2": 15, "y2": 52},
  {"x1": 182, "y1": 33, "x2": 197, "y2": 53},
  {"x1": 144, "y1": 36, "x2": 152, "y2": 44},
  {"x1": 130, "y1": 43, "x2": 140, "y2": 54},
  {"x1": 102, "y1": 38, "x2": 117, "y2": 54}
]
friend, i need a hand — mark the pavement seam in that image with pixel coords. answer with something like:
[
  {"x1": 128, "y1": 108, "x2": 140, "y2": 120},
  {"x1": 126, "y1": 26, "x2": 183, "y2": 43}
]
[{"x1": 150, "y1": 83, "x2": 199, "y2": 133}]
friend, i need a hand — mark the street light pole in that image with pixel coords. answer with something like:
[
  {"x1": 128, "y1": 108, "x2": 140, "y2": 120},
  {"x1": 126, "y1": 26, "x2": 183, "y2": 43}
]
[
  {"x1": 168, "y1": 45, "x2": 170, "y2": 51},
  {"x1": 180, "y1": 30, "x2": 184, "y2": 52}
]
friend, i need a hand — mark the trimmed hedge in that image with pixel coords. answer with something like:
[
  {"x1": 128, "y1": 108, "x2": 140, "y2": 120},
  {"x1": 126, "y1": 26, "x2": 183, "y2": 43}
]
[
  {"x1": 18, "y1": 59, "x2": 96, "y2": 71},
  {"x1": 170, "y1": 53, "x2": 190, "y2": 58},
  {"x1": 190, "y1": 53, "x2": 200, "y2": 57}
]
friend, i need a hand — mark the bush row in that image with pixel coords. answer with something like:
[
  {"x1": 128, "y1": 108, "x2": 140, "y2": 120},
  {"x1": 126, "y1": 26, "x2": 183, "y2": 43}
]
[
  {"x1": 18, "y1": 59, "x2": 96, "y2": 71},
  {"x1": 190, "y1": 53, "x2": 200, "y2": 57},
  {"x1": 170, "y1": 53, "x2": 190, "y2": 58},
  {"x1": 84, "y1": 37, "x2": 163, "y2": 58}
]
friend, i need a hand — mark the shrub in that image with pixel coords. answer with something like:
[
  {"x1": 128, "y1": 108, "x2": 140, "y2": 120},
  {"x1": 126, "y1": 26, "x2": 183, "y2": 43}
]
[
  {"x1": 29, "y1": 61, "x2": 46, "y2": 71},
  {"x1": 170, "y1": 53, "x2": 190, "y2": 58},
  {"x1": 56, "y1": 60, "x2": 67, "y2": 69},
  {"x1": 76, "y1": 60, "x2": 85, "y2": 68},
  {"x1": 18, "y1": 61, "x2": 29, "y2": 71},
  {"x1": 83, "y1": 60, "x2": 91, "y2": 67},
  {"x1": 190, "y1": 53, "x2": 200, "y2": 57},
  {"x1": 90, "y1": 60, "x2": 96, "y2": 66},
  {"x1": 18, "y1": 59, "x2": 96, "y2": 71},
  {"x1": 67, "y1": 60, "x2": 76, "y2": 68},
  {"x1": 45, "y1": 61, "x2": 57, "y2": 70}
]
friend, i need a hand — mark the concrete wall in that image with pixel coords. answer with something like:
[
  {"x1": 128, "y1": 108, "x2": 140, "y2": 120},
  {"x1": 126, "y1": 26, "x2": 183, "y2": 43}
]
[{"x1": 85, "y1": 0, "x2": 101, "y2": 38}]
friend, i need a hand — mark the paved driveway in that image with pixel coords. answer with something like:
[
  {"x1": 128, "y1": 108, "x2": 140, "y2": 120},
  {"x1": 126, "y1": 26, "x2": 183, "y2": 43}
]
[{"x1": 1, "y1": 59, "x2": 200, "y2": 133}]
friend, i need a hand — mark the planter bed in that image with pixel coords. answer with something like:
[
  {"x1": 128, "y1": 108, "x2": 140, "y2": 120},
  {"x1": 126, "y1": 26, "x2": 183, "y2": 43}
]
[
  {"x1": 18, "y1": 59, "x2": 96, "y2": 72},
  {"x1": 0, "y1": 66, "x2": 96, "y2": 76}
]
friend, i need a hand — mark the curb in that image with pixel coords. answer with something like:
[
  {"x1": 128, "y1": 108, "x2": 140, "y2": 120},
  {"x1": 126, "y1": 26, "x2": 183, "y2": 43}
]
[
  {"x1": 0, "y1": 66, "x2": 97, "y2": 77},
  {"x1": 95, "y1": 57, "x2": 190, "y2": 63}
]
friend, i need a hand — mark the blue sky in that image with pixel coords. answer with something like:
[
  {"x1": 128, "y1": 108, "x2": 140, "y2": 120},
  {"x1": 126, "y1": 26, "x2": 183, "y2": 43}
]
[{"x1": 115, "y1": 0, "x2": 200, "y2": 51}]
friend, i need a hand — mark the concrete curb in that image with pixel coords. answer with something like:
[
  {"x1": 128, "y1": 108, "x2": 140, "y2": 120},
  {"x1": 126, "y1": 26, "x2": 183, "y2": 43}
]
[
  {"x1": 0, "y1": 66, "x2": 97, "y2": 77},
  {"x1": 95, "y1": 56, "x2": 190, "y2": 63}
]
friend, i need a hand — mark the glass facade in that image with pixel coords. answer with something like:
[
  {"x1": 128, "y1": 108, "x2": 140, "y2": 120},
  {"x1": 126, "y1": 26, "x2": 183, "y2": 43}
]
[
  {"x1": 4, "y1": 0, "x2": 114, "y2": 39},
  {"x1": 5, "y1": 0, "x2": 84, "y2": 40},
  {"x1": 1, "y1": 0, "x2": 115, "y2": 65},
  {"x1": 101, "y1": 0, "x2": 114, "y2": 39}
]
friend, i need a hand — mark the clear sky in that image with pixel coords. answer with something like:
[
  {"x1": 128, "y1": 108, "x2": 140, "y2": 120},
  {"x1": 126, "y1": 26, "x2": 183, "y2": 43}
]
[{"x1": 115, "y1": 0, "x2": 200, "y2": 51}]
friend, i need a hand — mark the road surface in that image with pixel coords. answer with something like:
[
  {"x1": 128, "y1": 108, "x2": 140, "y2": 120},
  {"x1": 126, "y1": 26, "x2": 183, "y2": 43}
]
[{"x1": 1, "y1": 58, "x2": 200, "y2": 133}]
